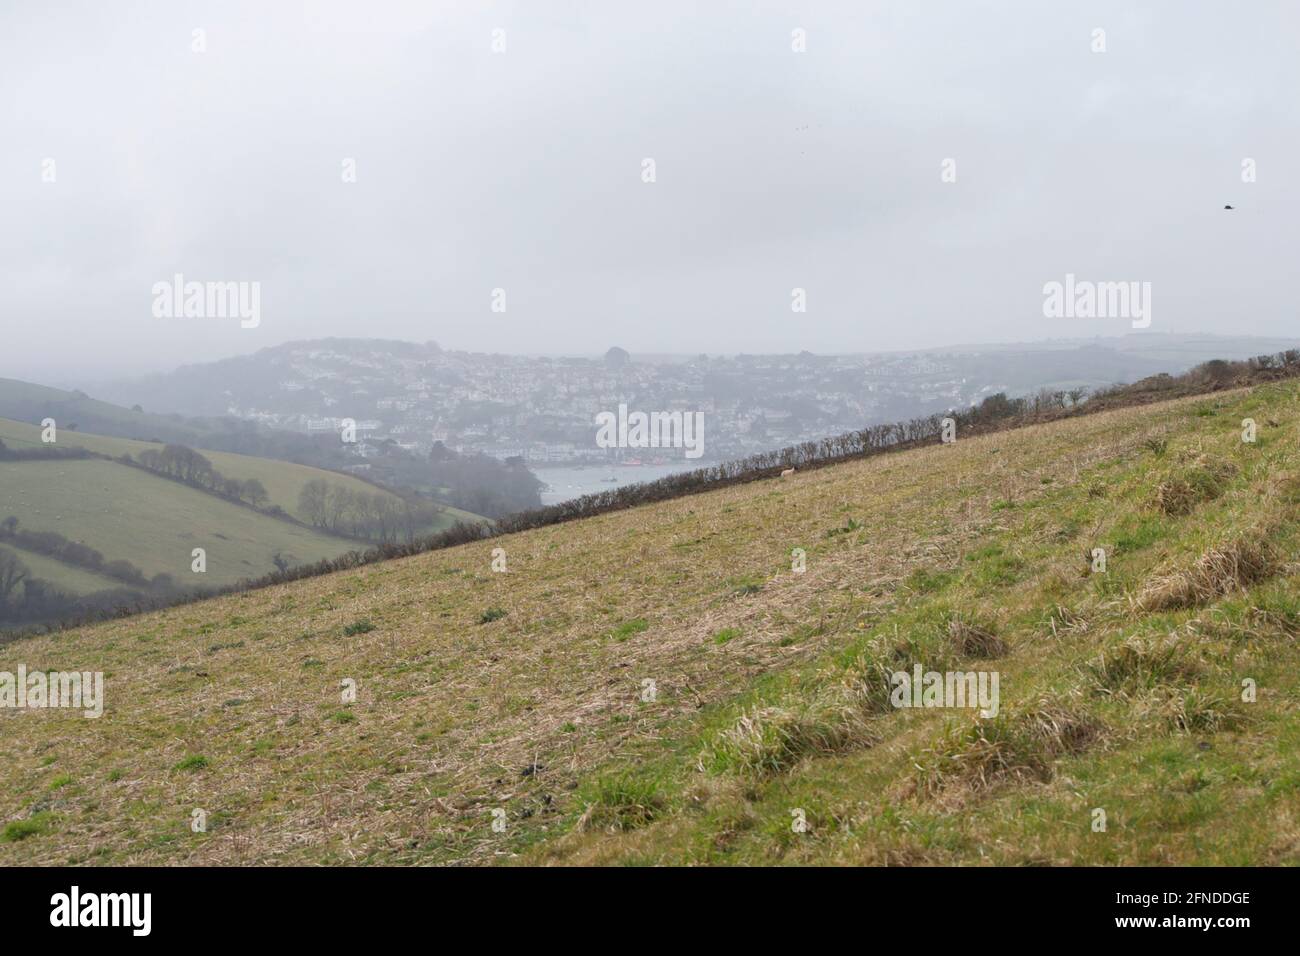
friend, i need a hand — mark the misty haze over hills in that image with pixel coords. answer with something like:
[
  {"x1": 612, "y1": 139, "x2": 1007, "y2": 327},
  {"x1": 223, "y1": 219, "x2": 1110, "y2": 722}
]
[
  {"x1": 5, "y1": 1, "x2": 1300, "y2": 383},
  {"x1": 87, "y1": 332, "x2": 1299, "y2": 466}
]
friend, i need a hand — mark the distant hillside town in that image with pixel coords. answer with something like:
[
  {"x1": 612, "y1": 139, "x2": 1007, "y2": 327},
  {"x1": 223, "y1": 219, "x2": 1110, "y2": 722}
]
[{"x1": 102, "y1": 334, "x2": 1300, "y2": 468}]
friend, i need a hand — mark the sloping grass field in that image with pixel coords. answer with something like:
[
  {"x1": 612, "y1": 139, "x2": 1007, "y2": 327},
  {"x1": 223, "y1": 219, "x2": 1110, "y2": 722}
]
[
  {"x1": 2, "y1": 383, "x2": 1299, "y2": 864},
  {"x1": 0, "y1": 377, "x2": 220, "y2": 447},
  {"x1": 0, "y1": 459, "x2": 354, "y2": 590},
  {"x1": 0, "y1": 416, "x2": 480, "y2": 532},
  {"x1": 0, "y1": 543, "x2": 130, "y2": 597}
]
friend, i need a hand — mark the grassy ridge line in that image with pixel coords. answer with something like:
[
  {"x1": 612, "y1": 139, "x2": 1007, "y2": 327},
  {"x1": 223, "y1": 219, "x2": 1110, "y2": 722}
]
[
  {"x1": 0, "y1": 382, "x2": 1289, "y2": 864},
  {"x1": 0, "y1": 377, "x2": 223, "y2": 447}
]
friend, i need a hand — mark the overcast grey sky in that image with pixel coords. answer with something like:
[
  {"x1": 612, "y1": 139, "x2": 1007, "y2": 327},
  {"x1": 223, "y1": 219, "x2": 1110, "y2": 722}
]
[{"x1": 3, "y1": 0, "x2": 1298, "y2": 384}]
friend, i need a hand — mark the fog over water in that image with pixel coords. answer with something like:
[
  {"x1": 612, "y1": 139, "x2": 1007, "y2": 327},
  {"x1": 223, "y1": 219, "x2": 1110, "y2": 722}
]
[{"x1": 537, "y1": 462, "x2": 701, "y2": 506}]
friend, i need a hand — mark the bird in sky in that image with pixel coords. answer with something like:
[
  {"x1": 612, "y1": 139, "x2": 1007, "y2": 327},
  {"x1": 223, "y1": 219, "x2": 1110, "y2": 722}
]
[{"x1": 1224, "y1": 204, "x2": 1235, "y2": 210}]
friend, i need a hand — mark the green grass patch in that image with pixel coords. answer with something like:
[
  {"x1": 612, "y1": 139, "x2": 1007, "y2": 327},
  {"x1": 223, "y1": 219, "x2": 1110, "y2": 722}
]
[
  {"x1": 1, "y1": 813, "x2": 53, "y2": 843},
  {"x1": 712, "y1": 627, "x2": 742, "y2": 646},
  {"x1": 610, "y1": 618, "x2": 650, "y2": 642}
]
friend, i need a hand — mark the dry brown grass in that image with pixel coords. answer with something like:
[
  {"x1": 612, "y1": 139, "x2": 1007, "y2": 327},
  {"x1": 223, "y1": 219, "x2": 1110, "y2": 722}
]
[
  {"x1": 946, "y1": 614, "x2": 1007, "y2": 658},
  {"x1": 1152, "y1": 456, "x2": 1237, "y2": 516},
  {"x1": 1153, "y1": 478, "x2": 1198, "y2": 516},
  {"x1": 1044, "y1": 602, "x2": 1092, "y2": 638},
  {"x1": 1136, "y1": 533, "x2": 1280, "y2": 612},
  {"x1": 1131, "y1": 686, "x2": 1243, "y2": 735},
  {"x1": 916, "y1": 698, "x2": 1104, "y2": 798},
  {"x1": 1086, "y1": 635, "x2": 1201, "y2": 695},
  {"x1": 700, "y1": 684, "x2": 879, "y2": 778}
]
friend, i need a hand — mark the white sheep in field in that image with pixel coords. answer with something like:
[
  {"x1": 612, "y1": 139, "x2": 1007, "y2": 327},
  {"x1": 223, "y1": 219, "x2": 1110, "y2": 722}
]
[{"x1": 780, "y1": 468, "x2": 796, "y2": 478}]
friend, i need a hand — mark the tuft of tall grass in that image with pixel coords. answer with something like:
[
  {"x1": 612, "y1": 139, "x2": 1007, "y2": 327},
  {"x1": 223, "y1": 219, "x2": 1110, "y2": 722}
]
[
  {"x1": 1152, "y1": 456, "x2": 1237, "y2": 516},
  {"x1": 945, "y1": 613, "x2": 1007, "y2": 658},
  {"x1": 575, "y1": 772, "x2": 666, "y2": 832},
  {"x1": 701, "y1": 685, "x2": 878, "y2": 778},
  {"x1": 1133, "y1": 687, "x2": 1243, "y2": 735},
  {"x1": 915, "y1": 698, "x2": 1103, "y2": 796},
  {"x1": 1136, "y1": 533, "x2": 1279, "y2": 612},
  {"x1": 1085, "y1": 636, "x2": 1200, "y2": 695}
]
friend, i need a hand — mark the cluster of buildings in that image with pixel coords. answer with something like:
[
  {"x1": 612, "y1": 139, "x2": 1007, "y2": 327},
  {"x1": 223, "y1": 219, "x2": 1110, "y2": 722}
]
[{"x1": 224, "y1": 342, "x2": 984, "y2": 466}]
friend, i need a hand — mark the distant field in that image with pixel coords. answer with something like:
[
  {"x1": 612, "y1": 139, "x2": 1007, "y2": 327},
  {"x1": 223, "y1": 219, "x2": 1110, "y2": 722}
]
[
  {"x1": 0, "y1": 459, "x2": 353, "y2": 588},
  {"x1": 0, "y1": 543, "x2": 134, "y2": 597},
  {"x1": 0, "y1": 416, "x2": 481, "y2": 533},
  {"x1": 0, "y1": 377, "x2": 216, "y2": 446},
  {"x1": 3, "y1": 383, "x2": 1298, "y2": 865}
]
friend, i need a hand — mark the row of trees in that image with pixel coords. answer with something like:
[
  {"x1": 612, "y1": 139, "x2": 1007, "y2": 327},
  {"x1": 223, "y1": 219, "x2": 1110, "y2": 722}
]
[
  {"x1": 345, "y1": 441, "x2": 543, "y2": 518},
  {"x1": 0, "y1": 516, "x2": 172, "y2": 591},
  {"x1": 0, "y1": 439, "x2": 93, "y2": 462},
  {"x1": 297, "y1": 480, "x2": 444, "y2": 542},
  {"x1": 0, "y1": 548, "x2": 154, "y2": 627},
  {"x1": 131, "y1": 444, "x2": 271, "y2": 509},
  {"x1": 1194, "y1": 352, "x2": 1300, "y2": 380},
  {"x1": 132, "y1": 428, "x2": 545, "y2": 520},
  {"x1": 131, "y1": 443, "x2": 462, "y2": 542}
]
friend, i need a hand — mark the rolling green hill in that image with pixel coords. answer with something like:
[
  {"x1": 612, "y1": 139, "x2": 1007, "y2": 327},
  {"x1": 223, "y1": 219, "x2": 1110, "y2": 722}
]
[
  {"x1": 0, "y1": 417, "x2": 481, "y2": 531},
  {"x1": 0, "y1": 415, "x2": 485, "y2": 612},
  {"x1": 0, "y1": 458, "x2": 357, "y2": 590},
  {"x1": 2, "y1": 382, "x2": 1299, "y2": 865},
  {"x1": 0, "y1": 377, "x2": 224, "y2": 448}
]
